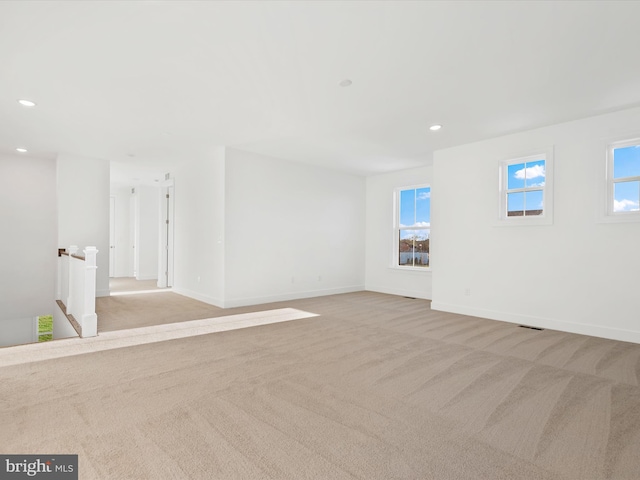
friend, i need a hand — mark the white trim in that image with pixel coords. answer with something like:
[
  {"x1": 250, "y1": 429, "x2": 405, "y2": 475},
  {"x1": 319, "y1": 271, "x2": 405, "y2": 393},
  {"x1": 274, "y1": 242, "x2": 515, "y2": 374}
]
[
  {"x1": 110, "y1": 289, "x2": 173, "y2": 296},
  {"x1": 32, "y1": 316, "x2": 39, "y2": 342},
  {"x1": 366, "y1": 285, "x2": 431, "y2": 300},
  {"x1": 598, "y1": 136, "x2": 640, "y2": 223},
  {"x1": 388, "y1": 265, "x2": 432, "y2": 273},
  {"x1": 171, "y1": 287, "x2": 225, "y2": 308},
  {"x1": 157, "y1": 177, "x2": 174, "y2": 188},
  {"x1": 431, "y1": 301, "x2": 640, "y2": 345},
  {"x1": 174, "y1": 285, "x2": 366, "y2": 309},
  {"x1": 495, "y1": 146, "x2": 554, "y2": 226},
  {"x1": 393, "y1": 184, "x2": 431, "y2": 268},
  {"x1": 223, "y1": 285, "x2": 365, "y2": 309}
]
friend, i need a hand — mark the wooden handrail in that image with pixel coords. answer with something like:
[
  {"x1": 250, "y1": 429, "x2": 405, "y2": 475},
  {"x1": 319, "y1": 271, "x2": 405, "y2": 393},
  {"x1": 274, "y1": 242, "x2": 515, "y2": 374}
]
[{"x1": 60, "y1": 247, "x2": 86, "y2": 260}]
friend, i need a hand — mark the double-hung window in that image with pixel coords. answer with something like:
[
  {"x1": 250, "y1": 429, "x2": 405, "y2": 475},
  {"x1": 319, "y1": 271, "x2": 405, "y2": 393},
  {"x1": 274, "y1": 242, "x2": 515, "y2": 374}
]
[
  {"x1": 395, "y1": 185, "x2": 430, "y2": 268},
  {"x1": 498, "y1": 149, "x2": 553, "y2": 225},
  {"x1": 607, "y1": 139, "x2": 640, "y2": 217}
]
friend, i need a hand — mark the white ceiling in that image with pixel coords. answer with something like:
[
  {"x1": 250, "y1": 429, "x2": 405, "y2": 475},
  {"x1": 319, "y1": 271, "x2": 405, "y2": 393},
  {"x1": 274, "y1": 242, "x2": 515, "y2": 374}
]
[{"x1": 3, "y1": 1, "x2": 640, "y2": 184}]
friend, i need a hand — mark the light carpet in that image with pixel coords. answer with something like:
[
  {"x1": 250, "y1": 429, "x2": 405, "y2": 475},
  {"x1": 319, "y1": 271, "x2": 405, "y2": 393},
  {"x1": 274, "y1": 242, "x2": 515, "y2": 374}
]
[
  {"x1": 0, "y1": 308, "x2": 317, "y2": 368},
  {"x1": 1, "y1": 292, "x2": 640, "y2": 479}
]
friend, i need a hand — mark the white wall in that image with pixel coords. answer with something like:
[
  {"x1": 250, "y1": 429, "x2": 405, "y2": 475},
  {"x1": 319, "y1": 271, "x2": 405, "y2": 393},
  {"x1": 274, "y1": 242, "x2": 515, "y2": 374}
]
[
  {"x1": 110, "y1": 186, "x2": 132, "y2": 277},
  {"x1": 57, "y1": 153, "x2": 110, "y2": 296},
  {"x1": 365, "y1": 166, "x2": 433, "y2": 299},
  {"x1": 134, "y1": 186, "x2": 160, "y2": 280},
  {"x1": 0, "y1": 309, "x2": 78, "y2": 347},
  {"x1": 432, "y1": 107, "x2": 640, "y2": 343},
  {"x1": 0, "y1": 317, "x2": 35, "y2": 347},
  {"x1": 0, "y1": 153, "x2": 57, "y2": 323},
  {"x1": 224, "y1": 148, "x2": 366, "y2": 307},
  {"x1": 173, "y1": 148, "x2": 226, "y2": 306}
]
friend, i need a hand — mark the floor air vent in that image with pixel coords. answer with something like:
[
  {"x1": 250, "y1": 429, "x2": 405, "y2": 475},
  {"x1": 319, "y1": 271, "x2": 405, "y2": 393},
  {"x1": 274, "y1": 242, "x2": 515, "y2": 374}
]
[{"x1": 519, "y1": 325, "x2": 544, "y2": 331}]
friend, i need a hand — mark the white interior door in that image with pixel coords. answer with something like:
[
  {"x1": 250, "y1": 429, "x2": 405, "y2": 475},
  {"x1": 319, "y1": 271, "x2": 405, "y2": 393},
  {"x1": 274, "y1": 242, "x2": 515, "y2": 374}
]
[
  {"x1": 130, "y1": 192, "x2": 138, "y2": 278},
  {"x1": 157, "y1": 184, "x2": 175, "y2": 288},
  {"x1": 167, "y1": 185, "x2": 174, "y2": 287}
]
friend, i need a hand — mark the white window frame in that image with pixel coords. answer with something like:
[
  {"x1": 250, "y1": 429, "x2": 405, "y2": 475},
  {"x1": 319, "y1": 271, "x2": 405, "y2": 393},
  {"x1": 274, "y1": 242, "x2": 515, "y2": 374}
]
[
  {"x1": 497, "y1": 147, "x2": 554, "y2": 226},
  {"x1": 393, "y1": 184, "x2": 431, "y2": 271},
  {"x1": 600, "y1": 137, "x2": 640, "y2": 223}
]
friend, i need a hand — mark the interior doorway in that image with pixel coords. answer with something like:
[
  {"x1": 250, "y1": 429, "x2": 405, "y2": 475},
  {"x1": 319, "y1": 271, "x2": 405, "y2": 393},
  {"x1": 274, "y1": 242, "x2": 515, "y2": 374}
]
[
  {"x1": 109, "y1": 181, "x2": 174, "y2": 289},
  {"x1": 158, "y1": 184, "x2": 174, "y2": 288},
  {"x1": 129, "y1": 192, "x2": 138, "y2": 278}
]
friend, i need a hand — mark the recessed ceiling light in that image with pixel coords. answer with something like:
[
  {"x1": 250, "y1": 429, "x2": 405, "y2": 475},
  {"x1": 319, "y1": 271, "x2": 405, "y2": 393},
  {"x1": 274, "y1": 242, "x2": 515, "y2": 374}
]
[
  {"x1": 339, "y1": 79, "x2": 352, "y2": 87},
  {"x1": 18, "y1": 99, "x2": 36, "y2": 107},
  {"x1": 16, "y1": 147, "x2": 27, "y2": 153},
  {"x1": 429, "y1": 124, "x2": 442, "y2": 131}
]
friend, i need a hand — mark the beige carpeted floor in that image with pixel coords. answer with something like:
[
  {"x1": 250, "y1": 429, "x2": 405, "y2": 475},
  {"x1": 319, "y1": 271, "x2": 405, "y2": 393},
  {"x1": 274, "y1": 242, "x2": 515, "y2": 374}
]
[
  {"x1": 96, "y1": 290, "x2": 269, "y2": 333},
  {"x1": 2, "y1": 292, "x2": 640, "y2": 479},
  {"x1": 109, "y1": 277, "x2": 166, "y2": 293}
]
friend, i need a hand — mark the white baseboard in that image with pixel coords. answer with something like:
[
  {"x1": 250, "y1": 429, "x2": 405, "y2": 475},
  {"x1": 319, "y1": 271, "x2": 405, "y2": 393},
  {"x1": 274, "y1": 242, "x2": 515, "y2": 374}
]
[
  {"x1": 172, "y1": 287, "x2": 224, "y2": 308},
  {"x1": 430, "y1": 301, "x2": 640, "y2": 345},
  {"x1": 365, "y1": 284, "x2": 432, "y2": 300},
  {"x1": 96, "y1": 289, "x2": 110, "y2": 298},
  {"x1": 223, "y1": 285, "x2": 365, "y2": 309}
]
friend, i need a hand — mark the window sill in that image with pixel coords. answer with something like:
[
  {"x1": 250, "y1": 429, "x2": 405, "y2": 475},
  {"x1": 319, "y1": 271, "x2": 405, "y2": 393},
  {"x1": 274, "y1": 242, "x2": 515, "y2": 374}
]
[
  {"x1": 389, "y1": 266, "x2": 432, "y2": 273},
  {"x1": 596, "y1": 212, "x2": 640, "y2": 224}
]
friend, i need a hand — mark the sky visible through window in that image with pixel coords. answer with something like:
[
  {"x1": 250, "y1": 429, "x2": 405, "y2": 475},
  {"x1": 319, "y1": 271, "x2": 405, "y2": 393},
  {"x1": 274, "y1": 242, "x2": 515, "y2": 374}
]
[
  {"x1": 613, "y1": 145, "x2": 640, "y2": 212},
  {"x1": 399, "y1": 187, "x2": 430, "y2": 235},
  {"x1": 398, "y1": 187, "x2": 430, "y2": 267},
  {"x1": 507, "y1": 159, "x2": 545, "y2": 216}
]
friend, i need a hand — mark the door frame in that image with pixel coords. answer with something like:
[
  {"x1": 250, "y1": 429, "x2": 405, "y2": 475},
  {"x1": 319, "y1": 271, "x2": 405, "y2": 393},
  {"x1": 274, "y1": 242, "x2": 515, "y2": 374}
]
[{"x1": 109, "y1": 196, "x2": 116, "y2": 277}]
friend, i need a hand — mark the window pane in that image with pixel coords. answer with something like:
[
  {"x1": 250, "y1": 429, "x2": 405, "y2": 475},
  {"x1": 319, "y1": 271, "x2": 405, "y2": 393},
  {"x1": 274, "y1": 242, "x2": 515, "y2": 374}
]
[
  {"x1": 38, "y1": 315, "x2": 52, "y2": 333},
  {"x1": 398, "y1": 229, "x2": 429, "y2": 267},
  {"x1": 613, "y1": 145, "x2": 640, "y2": 179},
  {"x1": 507, "y1": 163, "x2": 525, "y2": 190},
  {"x1": 507, "y1": 192, "x2": 524, "y2": 216},
  {"x1": 399, "y1": 230, "x2": 413, "y2": 266},
  {"x1": 524, "y1": 159, "x2": 546, "y2": 188},
  {"x1": 524, "y1": 190, "x2": 543, "y2": 216},
  {"x1": 399, "y1": 189, "x2": 416, "y2": 227},
  {"x1": 415, "y1": 187, "x2": 431, "y2": 225},
  {"x1": 613, "y1": 181, "x2": 640, "y2": 212}
]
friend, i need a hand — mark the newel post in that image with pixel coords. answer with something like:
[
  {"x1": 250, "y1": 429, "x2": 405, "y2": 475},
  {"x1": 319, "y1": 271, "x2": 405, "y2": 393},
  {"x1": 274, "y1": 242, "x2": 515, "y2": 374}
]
[{"x1": 82, "y1": 246, "x2": 98, "y2": 337}]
